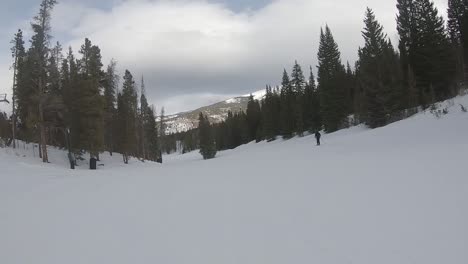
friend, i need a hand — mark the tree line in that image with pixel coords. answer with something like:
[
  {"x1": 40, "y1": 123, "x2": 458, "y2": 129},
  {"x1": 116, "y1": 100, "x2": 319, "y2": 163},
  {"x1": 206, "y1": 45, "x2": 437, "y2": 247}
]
[
  {"x1": 3, "y1": 0, "x2": 164, "y2": 164},
  {"x1": 173, "y1": 1, "x2": 468, "y2": 159},
  {"x1": 1, "y1": 0, "x2": 467, "y2": 162}
]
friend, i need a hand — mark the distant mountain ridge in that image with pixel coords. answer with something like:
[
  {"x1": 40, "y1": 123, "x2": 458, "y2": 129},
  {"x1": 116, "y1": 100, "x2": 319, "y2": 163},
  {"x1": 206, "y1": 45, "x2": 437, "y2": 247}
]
[{"x1": 164, "y1": 89, "x2": 266, "y2": 134}]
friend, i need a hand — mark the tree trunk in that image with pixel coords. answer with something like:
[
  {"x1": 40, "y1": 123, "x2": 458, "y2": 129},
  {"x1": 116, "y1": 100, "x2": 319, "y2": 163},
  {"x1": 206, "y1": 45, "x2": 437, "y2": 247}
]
[
  {"x1": 37, "y1": 0, "x2": 50, "y2": 163},
  {"x1": 38, "y1": 141, "x2": 42, "y2": 159},
  {"x1": 141, "y1": 124, "x2": 144, "y2": 160},
  {"x1": 38, "y1": 94, "x2": 48, "y2": 163},
  {"x1": 39, "y1": 121, "x2": 48, "y2": 163},
  {"x1": 12, "y1": 54, "x2": 17, "y2": 149}
]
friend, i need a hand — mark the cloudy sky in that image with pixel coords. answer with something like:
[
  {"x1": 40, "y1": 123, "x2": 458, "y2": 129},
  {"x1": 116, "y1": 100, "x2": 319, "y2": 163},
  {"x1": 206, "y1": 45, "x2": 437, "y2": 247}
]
[{"x1": 0, "y1": 0, "x2": 447, "y2": 114}]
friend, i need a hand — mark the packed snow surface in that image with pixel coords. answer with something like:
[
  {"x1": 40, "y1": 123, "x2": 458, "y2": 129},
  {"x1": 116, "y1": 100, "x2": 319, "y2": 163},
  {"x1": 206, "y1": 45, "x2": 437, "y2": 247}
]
[{"x1": 1, "y1": 96, "x2": 468, "y2": 264}]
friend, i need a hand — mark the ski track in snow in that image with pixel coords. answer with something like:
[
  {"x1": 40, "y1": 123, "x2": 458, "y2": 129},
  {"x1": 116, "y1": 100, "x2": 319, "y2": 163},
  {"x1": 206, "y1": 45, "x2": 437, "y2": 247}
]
[{"x1": 1, "y1": 95, "x2": 468, "y2": 264}]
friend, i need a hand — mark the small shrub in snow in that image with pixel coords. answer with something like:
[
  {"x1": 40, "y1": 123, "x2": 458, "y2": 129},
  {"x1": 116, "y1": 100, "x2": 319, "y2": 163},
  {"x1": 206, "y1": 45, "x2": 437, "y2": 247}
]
[
  {"x1": 460, "y1": 104, "x2": 467, "y2": 113},
  {"x1": 430, "y1": 107, "x2": 449, "y2": 119}
]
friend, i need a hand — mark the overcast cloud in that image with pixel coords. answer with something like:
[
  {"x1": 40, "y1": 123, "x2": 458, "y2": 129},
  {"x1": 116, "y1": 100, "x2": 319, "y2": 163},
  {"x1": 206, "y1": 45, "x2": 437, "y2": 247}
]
[{"x1": 0, "y1": 0, "x2": 447, "y2": 114}]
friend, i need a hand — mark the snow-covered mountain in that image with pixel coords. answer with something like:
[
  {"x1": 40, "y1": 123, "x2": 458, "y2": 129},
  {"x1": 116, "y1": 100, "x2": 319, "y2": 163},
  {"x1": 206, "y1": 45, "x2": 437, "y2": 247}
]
[{"x1": 164, "y1": 89, "x2": 266, "y2": 134}]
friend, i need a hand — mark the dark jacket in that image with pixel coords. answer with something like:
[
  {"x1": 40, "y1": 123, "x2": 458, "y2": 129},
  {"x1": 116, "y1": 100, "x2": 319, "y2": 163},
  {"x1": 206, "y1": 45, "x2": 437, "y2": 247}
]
[{"x1": 315, "y1": 132, "x2": 321, "y2": 139}]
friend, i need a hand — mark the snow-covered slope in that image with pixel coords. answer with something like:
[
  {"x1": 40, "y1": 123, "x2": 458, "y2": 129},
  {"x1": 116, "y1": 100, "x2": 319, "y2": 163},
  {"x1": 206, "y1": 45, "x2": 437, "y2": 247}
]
[
  {"x1": 164, "y1": 89, "x2": 266, "y2": 134},
  {"x1": 242, "y1": 89, "x2": 267, "y2": 100},
  {"x1": 1, "y1": 95, "x2": 468, "y2": 264}
]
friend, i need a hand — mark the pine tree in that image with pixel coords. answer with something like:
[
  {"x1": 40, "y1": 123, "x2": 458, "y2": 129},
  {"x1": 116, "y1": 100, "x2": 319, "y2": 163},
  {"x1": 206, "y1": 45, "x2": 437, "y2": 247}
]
[
  {"x1": 28, "y1": 0, "x2": 58, "y2": 162},
  {"x1": 261, "y1": 85, "x2": 279, "y2": 141},
  {"x1": 280, "y1": 69, "x2": 295, "y2": 138},
  {"x1": 0, "y1": 112, "x2": 12, "y2": 142},
  {"x1": 10, "y1": 29, "x2": 26, "y2": 148},
  {"x1": 215, "y1": 121, "x2": 228, "y2": 150},
  {"x1": 345, "y1": 62, "x2": 356, "y2": 114},
  {"x1": 118, "y1": 70, "x2": 138, "y2": 164},
  {"x1": 59, "y1": 53, "x2": 73, "y2": 150},
  {"x1": 62, "y1": 47, "x2": 82, "y2": 154},
  {"x1": 448, "y1": 0, "x2": 468, "y2": 81},
  {"x1": 417, "y1": 0, "x2": 456, "y2": 102},
  {"x1": 198, "y1": 113, "x2": 217, "y2": 160},
  {"x1": 15, "y1": 48, "x2": 33, "y2": 132},
  {"x1": 44, "y1": 40, "x2": 67, "y2": 148},
  {"x1": 139, "y1": 76, "x2": 150, "y2": 160},
  {"x1": 116, "y1": 93, "x2": 124, "y2": 160},
  {"x1": 317, "y1": 26, "x2": 348, "y2": 133},
  {"x1": 145, "y1": 105, "x2": 160, "y2": 161},
  {"x1": 246, "y1": 94, "x2": 261, "y2": 142},
  {"x1": 303, "y1": 67, "x2": 321, "y2": 132},
  {"x1": 103, "y1": 59, "x2": 118, "y2": 155},
  {"x1": 48, "y1": 42, "x2": 62, "y2": 95},
  {"x1": 76, "y1": 38, "x2": 105, "y2": 158},
  {"x1": 396, "y1": 0, "x2": 415, "y2": 81},
  {"x1": 159, "y1": 107, "x2": 166, "y2": 153},
  {"x1": 291, "y1": 61, "x2": 305, "y2": 136},
  {"x1": 181, "y1": 129, "x2": 197, "y2": 154},
  {"x1": 397, "y1": 0, "x2": 456, "y2": 107},
  {"x1": 357, "y1": 8, "x2": 404, "y2": 128},
  {"x1": 272, "y1": 86, "x2": 282, "y2": 136},
  {"x1": 60, "y1": 56, "x2": 70, "y2": 100}
]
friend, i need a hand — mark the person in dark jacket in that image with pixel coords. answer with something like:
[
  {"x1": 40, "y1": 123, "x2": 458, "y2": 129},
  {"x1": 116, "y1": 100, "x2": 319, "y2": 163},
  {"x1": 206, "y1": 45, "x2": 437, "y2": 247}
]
[{"x1": 315, "y1": 131, "x2": 321, "y2": 146}]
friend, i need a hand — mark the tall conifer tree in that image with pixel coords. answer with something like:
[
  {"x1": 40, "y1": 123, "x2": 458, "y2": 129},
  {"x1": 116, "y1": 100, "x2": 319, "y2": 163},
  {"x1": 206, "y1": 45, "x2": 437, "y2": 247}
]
[
  {"x1": 357, "y1": 8, "x2": 404, "y2": 128},
  {"x1": 198, "y1": 113, "x2": 217, "y2": 160},
  {"x1": 103, "y1": 59, "x2": 118, "y2": 155},
  {"x1": 317, "y1": 26, "x2": 348, "y2": 132},
  {"x1": 77, "y1": 38, "x2": 105, "y2": 158},
  {"x1": 280, "y1": 69, "x2": 295, "y2": 138},
  {"x1": 303, "y1": 67, "x2": 321, "y2": 132},
  {"x1": 246, "y1": 94, "x2": 261, "y2": 142},
  {"x1": 448, "y1": 0, "x2": 468, "y2": 81},
  {"x1": 29, "y1": 0, "x2": 58, "y2": 162},
  {"x1": 118, "y1": 70, "x2": 138, "y2": 163},
  {"x1": 291, "y1": 61, "x2": 305, "y2": 135},
  {"x1": 10, "y1": 29, "x2": 26, "y2": 148},
  {"x1": 397, "y1": 0, "x2": 456, "y2": 107}
]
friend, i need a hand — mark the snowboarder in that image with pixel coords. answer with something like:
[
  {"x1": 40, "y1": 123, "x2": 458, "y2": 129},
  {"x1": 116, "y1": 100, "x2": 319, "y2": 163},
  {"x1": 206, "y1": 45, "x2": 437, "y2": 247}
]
[{"x1": 315, "y1": 131, "x2": 321, "y2": 146}]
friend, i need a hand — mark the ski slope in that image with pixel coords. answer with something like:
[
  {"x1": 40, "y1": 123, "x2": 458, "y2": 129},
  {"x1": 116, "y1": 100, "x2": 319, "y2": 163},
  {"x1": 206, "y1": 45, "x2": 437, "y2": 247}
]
[{"x1": 1, "y1": 95, "x2": 468, "y2": 264}]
